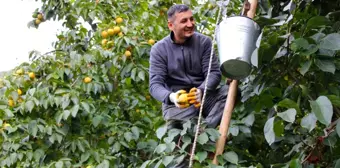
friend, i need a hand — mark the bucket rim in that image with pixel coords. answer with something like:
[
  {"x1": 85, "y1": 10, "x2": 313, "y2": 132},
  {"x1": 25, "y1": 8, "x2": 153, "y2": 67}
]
[{"x1": 221, "y1": 15, "x2": 261, "y2": 29}]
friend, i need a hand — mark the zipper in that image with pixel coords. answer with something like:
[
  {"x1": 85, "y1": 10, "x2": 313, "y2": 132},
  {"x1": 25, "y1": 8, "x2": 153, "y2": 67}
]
[
  {"x1": 181, "y1": 46, "x2": 192, "y2": 85},
  {"x1": 189, "y1": 52, "x2": 192, "y2": 70}
]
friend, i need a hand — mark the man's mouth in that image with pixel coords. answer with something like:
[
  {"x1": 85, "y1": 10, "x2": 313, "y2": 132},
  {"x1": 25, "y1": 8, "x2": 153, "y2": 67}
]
[{"x1": 185, "y1": 28, "x2": 193, "y2": 32}]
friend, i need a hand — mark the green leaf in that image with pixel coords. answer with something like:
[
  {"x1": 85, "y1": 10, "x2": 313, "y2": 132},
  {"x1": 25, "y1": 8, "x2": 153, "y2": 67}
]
[
  {"x1": 223, "y1": 151, "x2": 238, "y2": 164},
  {"x1": 291, "y1": 38, "x2": 309, "y2": 51},
  {"x1": 229, "y1": 125, "x2": 239, "y2": 136},
  {"x1": 311, "y1": 32, "x2": 325, "y2": 43},
  {"x1": 335, "y1": 159, "x2": 340, "y2": 168},
  {"x1": 206, "y1": 128, "x2": 220, "y2": 141},
  {"x1": 162, "y1": 156, "x2": 174, "y2": 166},
  {"x1": 92, "y1": 115, "x2": 102, "y2": 127},
  {"x1": 71, "y1": 105, "x2": 79, "y2": 117},
  {"x1": 156, "y1": 124, "x2": 167, "y2": 139},
  {"x1": 336, "y1": 120, "x2": 340, "y2": 138},
  {"x1": 4, "y1": 109, "x2": 14, "y2": 118},
  {"x1": 274, "y1": 119, "x2": 284, "y2": 137},
  {"x1": 25, "y1": 100, "x2": 35, "y2": 113},
  {"x1": 61, "y1": 96, "x2": 70, "y2": 109},
  {"x1": 113, "y1": 142, "x2": 121, "y2": 152},
  {"x1": 197, "y1": 132, "x2": 209, "y2": 145},
  {"x1": 155, "y1": 144, "x2": 167, "y2": 154},
  {"x1": 301, "y1": 44, "x2": 319, "y2": 55},
  {"x1": 315, "y1": 59, "x2": 336, "y2": 74},
  {"x1": 310, "y1": 96, "x2": 333, "y2": 126},
  {"x1": 264, "y1": 117, "x2": 275, "y2": 145},
  {"x1": 124, "y1": 132, "x2": 133, "y2": 142},
  {"x1": 55, "y1": 161, "x2": 63, "y2": 168},
  {"x1": 63, "y1": 110, "x2": 71, "y2": 120},
  {"x1": 299, "y1": 60, "x2": 312, "y2": 76},
  {"x1": 319, "y1": 33, "x2": 340, "y2": 50},
  {"x1": 131, "y1": 126, "x2": 140, "y2": 139},
  {"x1": 326, "y1": 95, "x2": 340, "y2": 107},
  {"x1": 277, "y1": 108, "x2": 296, "y2": 123},
  {"x1": 77, "y1": 140, "x2": 85, "y2": 152},
  {"x1": 138, "y1": 71, "x2": 145, "y2": 81},
  {"x1": 131, "y1": 68, "x2": 137, "y2": 80},
  {"x1": 81, "y1": 102, "x2": 90, "y2": 112},
  {"x1": 306, "y1": 16, "x2": 330, "y2": 29},
  {"x1": 301, "y1": 113, "x2": 317, "y2": 132},
  {"x1": 81, "y1": 152, "x2": 90, "y2": 163},
  {"x1": 289, "y1": 159, "x2": 302, "y2": 168},
  {"x1": 241, "y1": 113, "x2": 255, "y2": 126},
  {"x1": 140, "y1": 160, "x2": 152, "y2": 168},
  {"x1": 278, "y1": 99, "x2": 301, "y2": 114},
  {"x1": 28, "y1": 120, "x2": 38, "y2": 137},
  {"x1": 33, "y1": 149, "x2": 44, "y2": 162},
  {"x1": 196, "y1": 151, "x2": 207, "y2": 163},
  {"x1": 71, "y1": 96, "x2": 79, "y2": 104}
]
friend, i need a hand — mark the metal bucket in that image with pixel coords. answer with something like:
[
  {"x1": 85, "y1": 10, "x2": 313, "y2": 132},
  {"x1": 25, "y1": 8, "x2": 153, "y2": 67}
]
[{"x1": 216, "y1": 16, "x2": 261, "y2": 80}]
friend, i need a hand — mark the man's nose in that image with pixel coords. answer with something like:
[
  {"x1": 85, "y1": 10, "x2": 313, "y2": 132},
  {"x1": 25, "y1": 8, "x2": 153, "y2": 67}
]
[{"x1": 187, "y1": 20, "x2": 194, "y2": 27}]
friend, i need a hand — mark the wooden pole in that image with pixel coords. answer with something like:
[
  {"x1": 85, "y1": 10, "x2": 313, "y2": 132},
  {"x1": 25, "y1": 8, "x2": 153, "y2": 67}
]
[{"x1": 212, "y1": 0, "x2": 258, "y2": 165}]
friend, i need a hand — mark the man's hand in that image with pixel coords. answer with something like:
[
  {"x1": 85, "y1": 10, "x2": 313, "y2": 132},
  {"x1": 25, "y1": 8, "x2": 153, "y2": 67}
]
[
  {"x1": 187, "y1": 87, "x2": 202, "y2": 108},
  {"x1": 169, "y1": 90, "x2": 190, "y2": 109}
]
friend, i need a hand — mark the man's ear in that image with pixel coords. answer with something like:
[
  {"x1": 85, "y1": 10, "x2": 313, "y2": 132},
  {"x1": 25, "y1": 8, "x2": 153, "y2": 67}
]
[{"x1": 167, "y1": 21, "x2": 173, "y2": 31}]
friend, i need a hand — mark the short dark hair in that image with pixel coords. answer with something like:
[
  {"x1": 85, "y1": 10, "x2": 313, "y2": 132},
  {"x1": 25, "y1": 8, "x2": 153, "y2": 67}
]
[{"x1": 167, "y1": 4, "x2": 190, "y2": 20}]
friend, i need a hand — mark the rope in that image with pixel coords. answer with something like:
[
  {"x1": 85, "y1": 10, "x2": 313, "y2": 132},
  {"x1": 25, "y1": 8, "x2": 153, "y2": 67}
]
[{"x1": 188, "y1": 2, "x2": 228, "y2": 167}]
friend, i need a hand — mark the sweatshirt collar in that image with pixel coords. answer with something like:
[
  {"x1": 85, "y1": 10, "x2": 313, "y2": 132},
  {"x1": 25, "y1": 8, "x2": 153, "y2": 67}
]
[{"x1": 169, "y1": 31, "x2": 194, "y2": 45}]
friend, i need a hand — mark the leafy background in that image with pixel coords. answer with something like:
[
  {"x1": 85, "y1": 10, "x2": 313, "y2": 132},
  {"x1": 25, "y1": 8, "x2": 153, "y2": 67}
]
[{"x1": 0, "y1": 0, "x2": 340, "y2": 167}]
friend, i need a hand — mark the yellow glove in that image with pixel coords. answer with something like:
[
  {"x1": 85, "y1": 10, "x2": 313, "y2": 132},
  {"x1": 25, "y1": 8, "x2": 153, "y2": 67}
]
[
  {"x1": 187, "y1": 87, "x2": 202, "y2": 108},
  {"x1": 169, "y1": 90, "x2": 190, "y2": 109}
]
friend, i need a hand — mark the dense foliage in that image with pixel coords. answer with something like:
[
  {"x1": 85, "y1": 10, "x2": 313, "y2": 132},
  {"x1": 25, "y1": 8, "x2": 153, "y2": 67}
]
[{"x1": 0, "y1": 0, "x2": 340, "y2": 167}]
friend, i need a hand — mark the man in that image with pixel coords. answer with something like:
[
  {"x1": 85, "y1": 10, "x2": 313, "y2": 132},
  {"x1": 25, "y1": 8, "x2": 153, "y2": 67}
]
[{"x1": 148, "y1": 4, "x2": 229, "y2": 129}]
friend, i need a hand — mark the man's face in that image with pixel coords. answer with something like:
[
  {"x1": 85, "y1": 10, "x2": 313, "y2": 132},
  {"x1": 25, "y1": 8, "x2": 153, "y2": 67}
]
[{"x1": 168, "y1": 10, "x2": 195, "y2": 42}]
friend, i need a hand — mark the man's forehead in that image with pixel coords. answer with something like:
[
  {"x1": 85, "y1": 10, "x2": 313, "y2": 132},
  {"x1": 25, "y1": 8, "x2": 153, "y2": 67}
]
[{"x1": 174, "y1": 10, "x2": 193, "y2": 20}]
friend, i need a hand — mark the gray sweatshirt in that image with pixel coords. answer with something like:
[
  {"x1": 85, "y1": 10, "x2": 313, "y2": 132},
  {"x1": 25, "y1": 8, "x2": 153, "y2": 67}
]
[{"x1": 149, "y1": 31, "x2": 222, "y2": 105}]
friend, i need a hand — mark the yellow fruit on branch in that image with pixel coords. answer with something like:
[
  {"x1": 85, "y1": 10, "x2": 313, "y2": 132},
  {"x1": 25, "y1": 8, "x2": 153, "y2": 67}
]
[
  {"x1": 86, "y1": 165, "x2": 93, "y2": 168},
  {"x1": 3, "y1": 123, "x2": 11, "y2": 129},
  {"x1": 162, "y1": 7, "x2": 168, "y2": 12},
  {"x1": 101, "y1": 39, "x2": 108, "y2": 46},
  {"x1": 148, "y1": 39, "x2": 155, "y2": 45},
  {"x1": 107, "y1": 28, "x2": 114, "y2": 36},
  {"x1": 29, "y1": 72, "x2": 35, "y2": 79},
  {"x1": 8, "y1": 99, "x2": 15, "y2": 107},
  {"x1": 17, "y1": 89, "x2": 23, "y2": 95},
  {"x1": 35, "y1": 19, "x2": 41, "y2": 25},
  {"x1": 101, "y1": 31, "x2": 108, "y2": 38},
  {"x1": 16, "y1": 69, "x2": 24, "y2": 75},
  {"x1": 84, "y1": 77, "x2": 92, "y2": 83},
  {"x1": 115, "y1": 17, "x2": 123, "y2": 24},
  {"x1": 113, "y1": 26, "x2": 121, "y2": 34},
  {"x1": 37, "y1": 13, "x2": 43, "y2": 20},
  {"x1": 17, "y1": 97, "x2": 23, "y2": 103},
  {"x1": 107, "y1": 41, "x2": 114, "y2": 48},
  {"x1": 118, "y1": 32, "x2": 124, "y2": 37},
  {"x1": 125, "y1": 50, "x2": 132, "y2": 57}
]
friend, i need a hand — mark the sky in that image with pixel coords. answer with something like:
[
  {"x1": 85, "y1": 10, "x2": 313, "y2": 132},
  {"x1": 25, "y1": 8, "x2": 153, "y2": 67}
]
[{"x1": 0, "y1": 0, "x2": 63, "y2": 72}]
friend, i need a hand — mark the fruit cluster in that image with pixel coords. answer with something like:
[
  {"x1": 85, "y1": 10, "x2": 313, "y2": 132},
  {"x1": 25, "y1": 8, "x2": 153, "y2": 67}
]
[{"x1": 32, "y1": 12, "x2": 44, "y2": 26}]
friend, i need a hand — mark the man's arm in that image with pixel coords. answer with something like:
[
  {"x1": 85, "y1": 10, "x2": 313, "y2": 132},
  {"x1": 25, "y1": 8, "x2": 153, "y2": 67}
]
[
  {"x1": 149, "y1": 46, "x2": 172, "y2": 104},
  {"x1": 198, "y1": 37, "x2": 222, "y2": 92}
]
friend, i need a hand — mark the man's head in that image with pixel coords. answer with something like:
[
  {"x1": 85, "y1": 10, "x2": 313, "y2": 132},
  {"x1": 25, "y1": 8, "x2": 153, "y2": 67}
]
[{"x1": 167, "y1": 4, "x2": 195, "y2": 43}]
